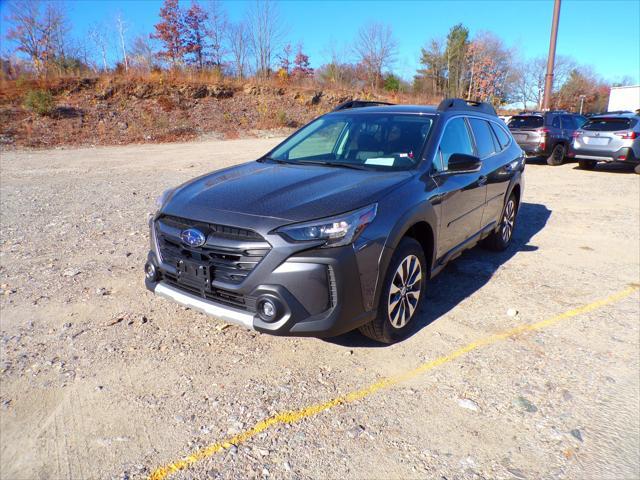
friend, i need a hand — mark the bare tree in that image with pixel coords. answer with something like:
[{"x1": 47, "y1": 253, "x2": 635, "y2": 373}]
[
  {"x1": 5, "y1": 0, "x2": 68, "y2": 75},
  {"x1": 319, "y1": 40, "x2": 352, "y2": 86},
  {"x1": 129, "y1": 35, "x2": 156, "y2": 71},
  {"x1": 5, "y1": 0, "x2": 45, "y2": 72},
  {"x1": 227, "y1": 21, "x2": 250, "y2": 78},
  {"x1": 115, "y1": 12, "x2": 129, "y2": 71},
  {"x1": 353, "y1": 22, "x2": 398, "y2": 90},
  {"x1": 88, "y1": 22, "x2": 110, "y2": 71},
  {"x1": 206, "y1": 0, "x2": 228, "y2": 67},
  {"x1": 247, "y1": 0, "x2": 284, "y2": 78}
]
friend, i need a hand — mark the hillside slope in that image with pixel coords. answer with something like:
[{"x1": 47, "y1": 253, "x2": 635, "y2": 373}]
[{"x1": 0, "y1": 77, "x2": 391, "y2": 149}]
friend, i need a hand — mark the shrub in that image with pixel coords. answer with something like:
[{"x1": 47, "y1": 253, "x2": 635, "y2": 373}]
[
  {"x1": 383, "y1": 74, "x2": 401, "y2": 92},
  {"x1": 24, "y1": 89, "x2": 55, "y2": 116},
  {"x1": 276, "y1": 110, "x2": 288, "y2": 126}
]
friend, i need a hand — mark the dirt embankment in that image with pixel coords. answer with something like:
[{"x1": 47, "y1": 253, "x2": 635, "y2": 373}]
[{"x1": 0, "y1": 77, "x2": 382, "y2": 149}]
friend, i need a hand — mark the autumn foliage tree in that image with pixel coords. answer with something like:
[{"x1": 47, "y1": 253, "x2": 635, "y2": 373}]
[
  {"x1": 152, "y1": 0, "x2": 187, "y2": 67},
  {"x1": 291, "y1": 45, "x2": 313, "y2": 79},
  {"x1": 184, "y1": 1, "x2": 209, "y2": 69},
  {"x1": 465, "y1": 32, "x2": 512, "y2": 104}
]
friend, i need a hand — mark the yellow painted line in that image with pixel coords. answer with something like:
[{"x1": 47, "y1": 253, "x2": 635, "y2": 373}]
[{"x1": 149, "y1": 285, "x2": 639, "y2": 480}]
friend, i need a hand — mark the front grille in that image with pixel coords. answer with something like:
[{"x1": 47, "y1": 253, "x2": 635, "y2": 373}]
[
  {"x1": 155, "y1": 215, "x2": 271, "y2": 284},
  {"x1": 162, "y1": 271, "x2": 257, "y2": 312},
  {"x1": 327, "y1": 265, "x2": 338, "y2": 308},
  {"x1": 160, "y1": 215, "x2": 263, "y2": 241}
]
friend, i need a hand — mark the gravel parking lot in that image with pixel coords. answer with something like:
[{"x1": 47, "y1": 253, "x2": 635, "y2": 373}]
[{"x1": 1, "y1": 138, "x2": 639, "y2": 480}]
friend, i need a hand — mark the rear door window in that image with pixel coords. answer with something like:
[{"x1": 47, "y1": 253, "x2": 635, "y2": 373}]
[
  {"x1": 551, "y1": 115, "x2": 561, "y2": 129},
  {"x1": 561, "y1": 115, "x2": 577, "y2": 130},
  {"x1": 469, "y1": 118, "x2": 497, "y2": 158},
  {"x1": 490, "y1": 122, "x2": 511, "y2": 149},
  {"x1": 437, "y1": 117, "x2": 474, "y2": 171},
  {"x1": 582, "y1": 118, "x2": 635, "y2": 131},
  {"x1": 507, "y1": 116, "x2": 543, "y2": 129}
]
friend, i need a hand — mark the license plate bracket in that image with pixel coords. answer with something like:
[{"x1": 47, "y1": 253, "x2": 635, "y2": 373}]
[
  {"x1": 584, "y1": 136, "x2": 609, "y2": 146},
  {"x1": 176, "y1": 259, "x2": 210, "y2": 290}
]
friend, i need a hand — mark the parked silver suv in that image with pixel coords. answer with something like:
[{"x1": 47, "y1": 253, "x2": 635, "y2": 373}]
[{"x1": 569, "y1": 113, "x2": 640, "y2": 173}]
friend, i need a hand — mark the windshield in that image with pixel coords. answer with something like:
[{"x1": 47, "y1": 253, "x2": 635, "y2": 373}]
[
  {"x1": 267, "y1": 113, "x2": 434, "y2": 170},
  {"x1": 508, "y1": 116, "x2": 544, "y2": 129},
  {"x1": 582, "y1": 117, "x2": 636, "y2": 131}
]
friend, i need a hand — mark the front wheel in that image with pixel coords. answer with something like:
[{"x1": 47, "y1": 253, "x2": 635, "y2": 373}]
[
  {"x1": 547, "y1": 144, "x2": 565, "y2": 166},
  {"x1": 635, "y1": 163, "x2": 640, "y2": 174},
  {"x1": 482, "y1": 194, "x2": 518, "y2": 251},
  {"x1": 359, "y1": 237, "x2": 426, "y2": 344}
]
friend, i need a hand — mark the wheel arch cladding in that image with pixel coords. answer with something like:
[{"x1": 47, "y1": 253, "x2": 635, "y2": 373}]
[
  {"x1": 402, "y1": 221, "x2": 434, "y2": 272},
  {"x1": 511, "y1": 183, "x2": 521, "y2": 205}
]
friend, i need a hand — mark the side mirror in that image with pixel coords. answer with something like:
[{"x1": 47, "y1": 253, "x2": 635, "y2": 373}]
[{"x1": 448, "y1": 153, "x2": 481, "y2": 172}]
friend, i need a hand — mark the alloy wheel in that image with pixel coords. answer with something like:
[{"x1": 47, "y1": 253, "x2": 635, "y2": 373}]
[
  {"x1": 388, "y1": 254, "x2": 422, "y2": 328},
  {"x1": 501, "y1": 199, "x2": 516, "y2": 243}
]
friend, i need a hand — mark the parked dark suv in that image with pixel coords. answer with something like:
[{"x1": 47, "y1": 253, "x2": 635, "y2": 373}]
[
  {"x1": 145, "y1": 98, "x2": 525, "y2": 343},
  {"x1": 508, "y1": 111, "x2": 586, "y2": 165}
]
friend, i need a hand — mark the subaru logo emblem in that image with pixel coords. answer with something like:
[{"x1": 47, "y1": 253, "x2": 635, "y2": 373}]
[{"x1": 180, "y1": 228, "x2": 206, "y2": 247}]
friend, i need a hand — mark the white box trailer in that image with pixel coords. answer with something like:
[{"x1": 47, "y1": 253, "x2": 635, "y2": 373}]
[{"x1": 607, "y1": 85, "x2": 640, "y2": 112}]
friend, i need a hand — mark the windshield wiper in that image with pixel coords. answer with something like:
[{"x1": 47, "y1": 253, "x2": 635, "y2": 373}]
[
  {"x1": 258, "y1": 156, "x2": 292, "y2": 165},
  {"x1": 296, "y1": 160, "x2": 370, "y2": 171}
]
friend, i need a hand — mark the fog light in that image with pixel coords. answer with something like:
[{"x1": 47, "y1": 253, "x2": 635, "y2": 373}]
[
  {"x1": 256, "y1": 297, "x2": 281, "y2": 322},
  {"x1": 145, "y1": 262, "x2": 157, "y2": 281},
  {"x1": 261, "y1": 299, "x2": 276, "y2": 318}
]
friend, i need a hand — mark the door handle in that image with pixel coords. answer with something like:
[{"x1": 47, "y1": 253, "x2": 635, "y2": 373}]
[{"x1": 478, "y1": 175, "x2": 488, "y2": 186}]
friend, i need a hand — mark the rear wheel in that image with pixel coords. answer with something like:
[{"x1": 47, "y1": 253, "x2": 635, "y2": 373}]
[
  {"x1": 482, "y1": 194, "x2": 518, "y2": 251},
  {"x1": 635, "y1": 164, "x2": 640, "y2": 174},
  {"x1": 359, "y1": 237, "x2": 426, "y2": 344},
  {"x1": 578, "y1": 160, "x2": 597, "y2": 170},
  {"x1": 547, "y1": 144, "x2": 565, "y2": 166}
]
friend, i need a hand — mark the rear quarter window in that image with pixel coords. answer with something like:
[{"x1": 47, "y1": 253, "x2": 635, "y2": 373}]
[
  {"x1": 582, "y1": 118, "x2": 636, "y2": 131},
  {"x1": 508, "y1": 116, "x2": 543, "y2": 129}
]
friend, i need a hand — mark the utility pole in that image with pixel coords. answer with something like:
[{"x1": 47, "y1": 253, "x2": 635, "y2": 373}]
[
  {"x1": 579, "y1": 94, "x2": 586, "y2": 114},
  {"x1": 542, "y1": 0, "x2": 561, "y2": 111}
]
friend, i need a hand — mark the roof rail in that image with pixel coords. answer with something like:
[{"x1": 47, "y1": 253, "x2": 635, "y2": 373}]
[
  {"x1": 437, "y1": 98, "x2": 497, "y2": 116},
  {"x1": 332, "y1": 100, "x2": 394, "y2": 111}
]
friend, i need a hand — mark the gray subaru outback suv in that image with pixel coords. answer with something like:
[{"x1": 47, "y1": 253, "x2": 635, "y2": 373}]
[
  {"x1": 145, "y1": 99, "x2": 525, "y2": 343},
  {"x1": 569, "y1": 113, "x2": 640, "y2": 173}
]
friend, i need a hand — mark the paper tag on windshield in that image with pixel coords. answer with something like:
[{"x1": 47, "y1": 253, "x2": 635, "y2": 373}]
[{"x1": 365, "y1": 157, "x2": 395, "y2": 166}]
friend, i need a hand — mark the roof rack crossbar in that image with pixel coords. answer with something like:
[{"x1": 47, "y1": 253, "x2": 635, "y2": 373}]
[
  {"x1": 437, "y1": 98, "x2": 497, "y2": 116},
  {"x1": 332, "y1": 100, "x2": 395, "y2": 111}
]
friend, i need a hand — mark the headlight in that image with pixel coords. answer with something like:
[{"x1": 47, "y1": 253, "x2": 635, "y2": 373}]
[
  {"x1": 155, "y1": 188, "x2": 175, "y2": 210},
  {"x1": 276, "y1": 204, "x2": 377, "y2": 248}
]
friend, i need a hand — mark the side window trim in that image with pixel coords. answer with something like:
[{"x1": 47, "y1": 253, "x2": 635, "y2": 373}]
[
  {"x1": 488, "y1": 122, "x2": 501, "y2": 152},
  {"x1": 464, "y1": 116, "x2": 479, "y2": 158}
]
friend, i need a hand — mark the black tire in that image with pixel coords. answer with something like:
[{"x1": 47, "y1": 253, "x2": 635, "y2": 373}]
[
  {"x1": 547, "y1": 144, "x2": 565, "y2": 166},
  {"x1": 482, "y1": 193, "x2": 518, "y2": 251},
  {"x1": 359, "y1": 237, "x2": 427, "y2": 344},
  {"x1": 578, "y1": 160, "x2": 597, "y2": 170},
  {"x1": 635, "y1": 163, "x2": 640, "y2": 175}
]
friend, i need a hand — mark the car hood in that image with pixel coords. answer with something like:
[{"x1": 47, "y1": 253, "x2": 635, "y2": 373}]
[{"x1": 163, "y1": 161, "x2": 412, "y2": 223}]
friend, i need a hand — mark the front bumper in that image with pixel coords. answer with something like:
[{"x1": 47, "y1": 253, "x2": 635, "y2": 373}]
[
  {"x1": 154, "y1": 281, "x2": 254, "y2": 329},
  {"x1": 145, "y1": 215, "x2": 381, "y2": 337}
]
